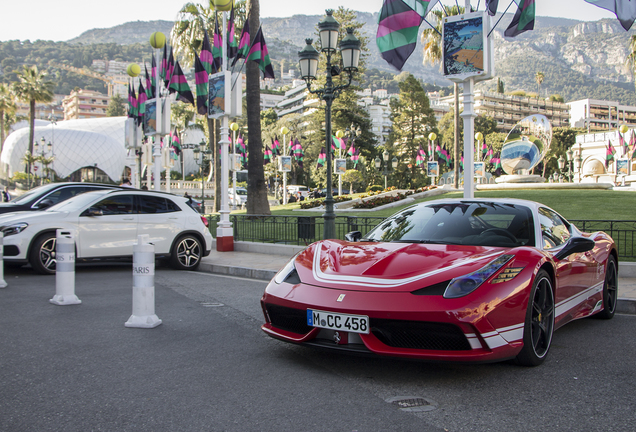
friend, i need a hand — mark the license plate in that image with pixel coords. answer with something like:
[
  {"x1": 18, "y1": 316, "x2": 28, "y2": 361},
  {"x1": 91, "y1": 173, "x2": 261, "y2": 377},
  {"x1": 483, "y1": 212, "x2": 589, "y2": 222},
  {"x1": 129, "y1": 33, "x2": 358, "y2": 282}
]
[{"x1": 307, "y1": 309, "x2": 370, "y2": 334}]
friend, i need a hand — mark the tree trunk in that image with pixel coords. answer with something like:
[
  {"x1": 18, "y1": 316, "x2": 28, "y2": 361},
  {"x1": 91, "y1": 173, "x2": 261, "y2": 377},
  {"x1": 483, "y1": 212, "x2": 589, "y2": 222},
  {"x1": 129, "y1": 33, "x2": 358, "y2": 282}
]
[
  {"x1": 453, "y1": 83, "x2": 459, "y2": 189},
  {"x1": 245, "y1": 0, "x2": 270, "y2": 215}
]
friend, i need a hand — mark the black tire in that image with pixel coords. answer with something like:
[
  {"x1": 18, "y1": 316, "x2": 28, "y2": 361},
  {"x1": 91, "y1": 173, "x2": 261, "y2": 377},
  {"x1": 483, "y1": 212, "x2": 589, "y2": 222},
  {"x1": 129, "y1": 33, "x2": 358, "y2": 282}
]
[
  {"x1": 170, "y1": 235, "x2": 202, "y2": 270},
  {"x1": 29, "y1": 233, "x2": 57, "y2": 275},
  {"x1": 595, "y1": 255, "x2": 618, "y2": 320},
  {"x1": 516, "y1": 269, "x2": 555, "y2": 367}
]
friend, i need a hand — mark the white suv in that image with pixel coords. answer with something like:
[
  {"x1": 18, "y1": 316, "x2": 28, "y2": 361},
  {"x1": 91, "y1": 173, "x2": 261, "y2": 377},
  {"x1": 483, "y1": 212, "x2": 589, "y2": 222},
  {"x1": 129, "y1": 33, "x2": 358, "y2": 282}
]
[{"x1": 0, "y1": 189, "x2": 213, "y2": 274}]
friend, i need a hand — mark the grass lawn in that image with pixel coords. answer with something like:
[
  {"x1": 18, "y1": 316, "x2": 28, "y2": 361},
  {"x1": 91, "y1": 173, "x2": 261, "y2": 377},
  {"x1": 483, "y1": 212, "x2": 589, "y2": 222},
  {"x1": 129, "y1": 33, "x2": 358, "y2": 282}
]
[{"x1": 227, "y1": 189, "x2": 636, "y2": 221}]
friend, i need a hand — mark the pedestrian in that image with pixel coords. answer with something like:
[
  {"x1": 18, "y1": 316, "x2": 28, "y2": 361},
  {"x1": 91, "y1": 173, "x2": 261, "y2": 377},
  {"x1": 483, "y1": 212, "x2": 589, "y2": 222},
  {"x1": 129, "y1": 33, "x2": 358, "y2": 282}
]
[
  {"x1": 297, "y1": 192, "x2": 304, "y2": 202},
  {"x1": 1, "y1": 187, "x2": 10, "y2": 202},
  {"x1": 288, "y1": 193, "x2": 297, "y2": 203},
  {"x1": 120, "y1": 179, "x2": 133, "y2": 188}
]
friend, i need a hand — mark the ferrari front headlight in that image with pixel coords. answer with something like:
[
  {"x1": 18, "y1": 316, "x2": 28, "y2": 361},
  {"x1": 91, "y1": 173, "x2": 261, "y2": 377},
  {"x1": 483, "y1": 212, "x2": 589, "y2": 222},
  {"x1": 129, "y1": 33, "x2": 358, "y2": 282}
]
[
  {"x1": 1, "y1": 223, "x2": 28, "y2": 237},
  {"x1": 443, "y1": 254, "x2": 515, "y2": 299}
]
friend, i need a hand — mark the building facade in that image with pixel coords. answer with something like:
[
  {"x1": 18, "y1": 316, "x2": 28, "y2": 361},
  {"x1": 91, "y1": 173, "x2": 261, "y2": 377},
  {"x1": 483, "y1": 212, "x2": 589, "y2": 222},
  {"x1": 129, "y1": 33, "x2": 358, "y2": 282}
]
[
  {"x1": 568, "y1": 98, "x2": 636, "y2": 132},
  {"x1": 62, "y1": 90, "x2": 110, "y2": 120},
  {"x1": 440, "y1": 90, "x2": 570, "y2": 132}
]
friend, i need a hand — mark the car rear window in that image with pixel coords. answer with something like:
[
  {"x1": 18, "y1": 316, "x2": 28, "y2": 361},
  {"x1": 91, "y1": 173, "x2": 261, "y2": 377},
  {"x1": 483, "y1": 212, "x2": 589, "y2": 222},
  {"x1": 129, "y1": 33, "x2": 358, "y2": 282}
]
[{"x1": 138, "y1": 195, "x2": 181, "y2": 214}]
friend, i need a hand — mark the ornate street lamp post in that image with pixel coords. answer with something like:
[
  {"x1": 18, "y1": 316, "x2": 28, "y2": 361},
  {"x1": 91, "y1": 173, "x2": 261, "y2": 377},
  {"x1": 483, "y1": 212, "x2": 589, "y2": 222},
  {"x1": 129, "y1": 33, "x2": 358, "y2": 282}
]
[
  {"x1": 566, "y1": 148, "x2": 574, "y2": 182},
  {"x1": 375, "y1": 150, "x2": 398, "y2": 189},
  {"x1": 193, "y1": 139, "x2": 211, "y2": 213},
  {"x1": 298, "y1": 10, "x2": 361, "y2": 240}
]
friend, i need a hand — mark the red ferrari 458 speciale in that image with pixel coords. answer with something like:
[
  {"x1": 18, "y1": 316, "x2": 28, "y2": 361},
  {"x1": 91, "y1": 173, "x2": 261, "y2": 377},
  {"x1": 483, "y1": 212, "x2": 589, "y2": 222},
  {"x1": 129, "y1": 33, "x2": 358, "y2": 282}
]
[{"x1": 261, "y1": 198, "x2": 618, "y2": 366}]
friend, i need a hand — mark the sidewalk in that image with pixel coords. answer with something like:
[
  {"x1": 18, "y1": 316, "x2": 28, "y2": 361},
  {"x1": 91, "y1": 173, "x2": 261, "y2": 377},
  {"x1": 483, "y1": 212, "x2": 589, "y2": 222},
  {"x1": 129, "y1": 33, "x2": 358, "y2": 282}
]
[{"x1": 199, "y1": 242, "x2": 636, "y2": 315}]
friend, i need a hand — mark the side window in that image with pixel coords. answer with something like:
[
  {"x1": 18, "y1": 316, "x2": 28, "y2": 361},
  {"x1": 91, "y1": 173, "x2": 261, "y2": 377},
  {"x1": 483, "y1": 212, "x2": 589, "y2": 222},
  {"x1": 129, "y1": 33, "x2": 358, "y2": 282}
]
[
  {"x1": 92, "y1": 196, "x2": 133, "y2": 215},
  {"x1": 139, "y1": 196, "x2": 179, "y2": 214},
  {"x1": 166, "y1": 199, "x2": 181, "y2": 212},
  {"x1": 538, "y1": 207, "x2": 571, "y2": 249}
]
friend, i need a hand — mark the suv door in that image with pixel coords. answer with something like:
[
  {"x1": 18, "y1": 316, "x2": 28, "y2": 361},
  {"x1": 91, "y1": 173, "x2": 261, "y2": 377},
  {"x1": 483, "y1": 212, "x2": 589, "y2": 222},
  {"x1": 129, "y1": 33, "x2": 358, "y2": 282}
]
[
  {"x1": 77, "y1": 194, "x2": 138, "y2": 257},
  {"x1": 136, "y1": 195, "x2": 184, "y2": 254}
]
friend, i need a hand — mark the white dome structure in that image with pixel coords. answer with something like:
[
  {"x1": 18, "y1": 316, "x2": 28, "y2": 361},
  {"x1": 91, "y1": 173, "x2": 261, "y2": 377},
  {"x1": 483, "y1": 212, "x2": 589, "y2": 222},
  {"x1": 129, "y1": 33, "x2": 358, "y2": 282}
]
[{"x1": 1, "y1": 117, "x2": 127, "y2": 181}]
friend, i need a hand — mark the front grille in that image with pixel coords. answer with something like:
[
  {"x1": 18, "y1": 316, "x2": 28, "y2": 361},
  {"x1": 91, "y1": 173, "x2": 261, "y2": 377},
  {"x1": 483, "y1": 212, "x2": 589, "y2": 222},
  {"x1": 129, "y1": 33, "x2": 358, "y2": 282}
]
[
  {"x1": 265, "y1": 304, "x2": 312, "y2": 335},
  {"x1": 371, "y1": 319, "x2": 471, "y2": 351}
]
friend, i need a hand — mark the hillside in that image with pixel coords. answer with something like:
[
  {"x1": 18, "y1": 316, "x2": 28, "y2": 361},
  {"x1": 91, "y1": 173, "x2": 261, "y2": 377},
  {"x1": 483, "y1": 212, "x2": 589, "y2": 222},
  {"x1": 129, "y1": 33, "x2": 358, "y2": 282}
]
[{"x1": 2, "y1": 12, "x2": 636, "y2": 105}]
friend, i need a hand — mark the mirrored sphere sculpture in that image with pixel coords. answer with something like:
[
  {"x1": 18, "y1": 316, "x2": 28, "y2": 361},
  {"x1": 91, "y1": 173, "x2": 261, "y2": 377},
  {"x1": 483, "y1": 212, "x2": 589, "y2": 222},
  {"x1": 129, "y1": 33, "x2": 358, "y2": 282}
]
[{"x1": 501, "y1": 114, "x2": 552, "y2": 175}]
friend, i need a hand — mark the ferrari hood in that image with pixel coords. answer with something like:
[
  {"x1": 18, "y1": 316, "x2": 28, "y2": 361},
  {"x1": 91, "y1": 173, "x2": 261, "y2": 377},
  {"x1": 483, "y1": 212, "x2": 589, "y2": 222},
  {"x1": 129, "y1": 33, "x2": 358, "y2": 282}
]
[{"x1": 295, "y1": 239, "x2": 508, "y2": 291}]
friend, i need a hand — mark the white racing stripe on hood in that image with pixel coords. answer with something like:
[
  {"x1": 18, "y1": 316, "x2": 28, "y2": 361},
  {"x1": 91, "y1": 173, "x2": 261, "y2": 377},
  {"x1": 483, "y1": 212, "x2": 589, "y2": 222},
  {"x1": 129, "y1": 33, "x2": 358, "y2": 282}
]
[{"x1": 312, "y1": 243, "x2": 503, "y2": 288}]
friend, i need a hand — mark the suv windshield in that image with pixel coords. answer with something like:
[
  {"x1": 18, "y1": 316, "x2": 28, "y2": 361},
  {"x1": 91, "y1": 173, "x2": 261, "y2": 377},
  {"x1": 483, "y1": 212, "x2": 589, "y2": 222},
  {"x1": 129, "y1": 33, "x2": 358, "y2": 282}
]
[{"x1": 364, "y1": 202, "x2": 535, "y2": 247}]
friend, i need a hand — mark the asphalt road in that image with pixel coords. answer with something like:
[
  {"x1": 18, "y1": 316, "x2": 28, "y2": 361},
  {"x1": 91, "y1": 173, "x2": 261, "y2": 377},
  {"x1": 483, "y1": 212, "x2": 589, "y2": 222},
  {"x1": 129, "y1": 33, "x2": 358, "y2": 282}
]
[{"x1": 1, "y1": 265, "x2": 635, "y2": 432}]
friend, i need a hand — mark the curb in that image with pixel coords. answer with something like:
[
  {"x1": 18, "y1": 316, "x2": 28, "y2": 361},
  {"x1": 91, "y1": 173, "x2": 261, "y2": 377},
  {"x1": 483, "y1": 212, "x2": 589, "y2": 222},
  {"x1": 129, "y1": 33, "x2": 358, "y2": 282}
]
[
  {"x1": 617, "y1": 298, "x2": 636, "y2": 315},
  {"x1": 199, "y1": 262, "x2": 276, "y2": 281}
]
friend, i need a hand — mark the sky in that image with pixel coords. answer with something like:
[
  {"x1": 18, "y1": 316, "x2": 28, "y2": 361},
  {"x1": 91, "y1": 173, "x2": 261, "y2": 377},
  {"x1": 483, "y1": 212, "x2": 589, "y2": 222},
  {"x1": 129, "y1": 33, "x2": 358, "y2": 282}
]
[{"x1": 1, "y1": 0, "x2": 619, "y2": 42}]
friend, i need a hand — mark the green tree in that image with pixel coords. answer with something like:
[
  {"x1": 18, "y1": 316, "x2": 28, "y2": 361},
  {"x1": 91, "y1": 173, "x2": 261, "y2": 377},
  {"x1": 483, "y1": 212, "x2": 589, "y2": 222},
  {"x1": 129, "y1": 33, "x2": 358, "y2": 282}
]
[
  {"x1": 11, "y1": 65, "x2": 54, "y2": 182},
  {"x1": 496, "y1": 78, "x2": 505, "y2": 94},
  {"x1": 627, "y1": 35, "x2": 636, "y2": 92},
  {"x1": 0, "y1": 83, "x2": 16, "y2": 150},
  {"x1": 106, "y1": 93, "x2": 126, "y2": 116},
  {"x1": 341, "y1": 169, "x2": 364, "y2": 194},
  {"x1": 535, "y1": 71, "x2": 545, "y2": 98},
  {"x1": 304, "y1": 7, "x2": 375, "y2": 192},
  {"x1": 388, "y1": 74, "x2": 436, "y2": 187}
]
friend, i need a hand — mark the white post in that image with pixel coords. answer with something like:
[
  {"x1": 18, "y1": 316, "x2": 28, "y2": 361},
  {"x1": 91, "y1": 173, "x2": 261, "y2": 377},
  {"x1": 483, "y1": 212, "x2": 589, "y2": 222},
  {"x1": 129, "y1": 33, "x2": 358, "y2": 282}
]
[
  {"x1": 461, "y1": 78, "x2": 476, "y2": 198},
  {"x1": 0, "y1": 233, "x2": 7, "y2": 288},
  {"x1": 125, "y1": 235, "x2": 162, "y2": 328},
  {"x1": 50, "y1": 229, "x2": 81, "y2": 305},
  {"x1": 127, "y1": 153, "x2": 137, "y2": 188},
  {"x1": 216, "y1": 10, "x2": 234, "y2": 251},
  {"x1": 232, "y1": 128, "x2": 237, "y2": 208},
  {"x1": 154, "y1": 48, "x2": 162, "y2": 191},
  {"x1": 338, "y1": 145, "x2": 343, "y2": 196},
  {"x1": 282, "y1": 131, "x2": 288, "y2": 205}
]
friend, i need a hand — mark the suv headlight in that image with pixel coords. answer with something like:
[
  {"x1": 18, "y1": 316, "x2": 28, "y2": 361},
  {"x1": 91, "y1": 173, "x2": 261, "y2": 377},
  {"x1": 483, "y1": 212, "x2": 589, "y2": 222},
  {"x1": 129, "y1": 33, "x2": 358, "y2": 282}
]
[{"x1": 2, "y1": 223, "x2": 29, "y2": 237}]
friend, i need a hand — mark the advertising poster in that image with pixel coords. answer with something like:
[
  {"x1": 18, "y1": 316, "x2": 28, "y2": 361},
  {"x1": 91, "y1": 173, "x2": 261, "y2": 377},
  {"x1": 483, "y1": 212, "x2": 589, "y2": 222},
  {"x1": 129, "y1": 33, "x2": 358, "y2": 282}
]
[
  {"x1": 474, "y1": 161, "x2": 485, "y2": 177},
  {"x1": 334, "y1": 158, "x2": 347, "y2": 175},
  {"x1": 617, "y1": 158, "x2": 629, "y2": 176},
  {"x1": 143, "y1": 99, "x2": 157, "y2": 136},
  {"x1": 208, "y1": 72, "x2": 228, "y2": 119},
  {"x1": 427, "y1": 161, "x2": 439, "y2": 177},
  {"x1": 279, "y1": 156, "x2": 292, "y2": 172}
]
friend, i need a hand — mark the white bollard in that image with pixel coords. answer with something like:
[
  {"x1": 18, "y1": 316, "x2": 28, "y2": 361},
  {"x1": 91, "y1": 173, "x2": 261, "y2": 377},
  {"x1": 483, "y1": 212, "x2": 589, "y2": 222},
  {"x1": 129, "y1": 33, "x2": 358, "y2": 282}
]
[
  {"x1": 50, "y1": 229, "x2": 81, "y2": 305},
  {"x1": 125, "y1": 235, "x2": 162, "y2": 328},
  {"x1": 0, "y1": 232, "x2": 7, "y2": 288}
]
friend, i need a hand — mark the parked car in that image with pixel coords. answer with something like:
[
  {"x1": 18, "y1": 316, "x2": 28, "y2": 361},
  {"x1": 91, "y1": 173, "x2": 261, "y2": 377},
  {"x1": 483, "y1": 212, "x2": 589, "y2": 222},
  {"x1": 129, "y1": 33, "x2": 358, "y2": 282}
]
[
  {"x1": 261, "y1": 198, "x2": 618, "y2": 366},
  {"x1": 0, "y1": 182, "x2": 125, "y2": 214},
  {"x1": 287, "y1": 185, "x2": 309, "y2": 198},
  {"x1": 229, "y1": 187, "x2": 248, "y2": 207},
  {"x1": 0, "y1": 189, "x2": 213, "y2": 274}
]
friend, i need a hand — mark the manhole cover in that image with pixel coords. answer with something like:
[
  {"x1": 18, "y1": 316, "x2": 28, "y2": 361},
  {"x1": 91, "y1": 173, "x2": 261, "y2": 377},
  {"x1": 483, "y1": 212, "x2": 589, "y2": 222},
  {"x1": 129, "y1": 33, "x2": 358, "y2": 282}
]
[
  {"x1": 200, "y1": 302, "x2": 224, "y2": 307},
  {"x1": 386, "y1": 396, "x2": 438, "y2": 412}
]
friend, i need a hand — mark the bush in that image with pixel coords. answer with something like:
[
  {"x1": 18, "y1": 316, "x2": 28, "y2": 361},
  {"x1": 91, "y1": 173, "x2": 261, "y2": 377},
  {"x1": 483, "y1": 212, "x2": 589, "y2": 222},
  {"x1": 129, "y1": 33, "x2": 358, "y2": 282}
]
[
  {"x1": 299, "y1": 195, "x2": 352, "y2": 209},
  {"x1": 366, "y1": 184, "x2": 383, "y2": 192}
]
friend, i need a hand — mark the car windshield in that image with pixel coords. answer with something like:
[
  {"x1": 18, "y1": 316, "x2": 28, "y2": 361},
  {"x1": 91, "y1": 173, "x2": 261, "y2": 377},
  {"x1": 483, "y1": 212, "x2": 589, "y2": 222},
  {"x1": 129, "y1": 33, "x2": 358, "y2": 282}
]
[
  {"x1": 364, "y1": 201, "x2": 535, "y2": 247},
  {"x1": 9, "y1": 184, "x2": 58, "y2": 204},
  {"x1": 235, "y1": 189, "x2": 247, "y2": 196},
  {"x1": 45, "y1": 190, "x2": 110, "y2": 212}
]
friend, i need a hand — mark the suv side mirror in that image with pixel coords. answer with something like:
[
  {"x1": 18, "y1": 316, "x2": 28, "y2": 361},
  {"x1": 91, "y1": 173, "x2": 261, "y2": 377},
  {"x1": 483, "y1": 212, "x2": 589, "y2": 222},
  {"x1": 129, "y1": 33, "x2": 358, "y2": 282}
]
[
  {"x1": 554, "y1": 236, "x2": 595, "y2": 260},
  {"x1": 35, "y1": 198, "x2": 54, "y2": 209},
  {"x1": 83, "y1": 207, "x2": 103, "y2": 217},
  {"x1": 345, "y1": 231, "x2": 362, "y2": 242}
]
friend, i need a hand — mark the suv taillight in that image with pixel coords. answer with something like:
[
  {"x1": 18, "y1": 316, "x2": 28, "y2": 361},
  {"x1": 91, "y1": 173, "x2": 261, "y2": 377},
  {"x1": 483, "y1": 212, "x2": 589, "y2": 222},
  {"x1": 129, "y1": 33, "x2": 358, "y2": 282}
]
[{"x1": 201, "y1": 215, "x2": 209, "y2": 227}]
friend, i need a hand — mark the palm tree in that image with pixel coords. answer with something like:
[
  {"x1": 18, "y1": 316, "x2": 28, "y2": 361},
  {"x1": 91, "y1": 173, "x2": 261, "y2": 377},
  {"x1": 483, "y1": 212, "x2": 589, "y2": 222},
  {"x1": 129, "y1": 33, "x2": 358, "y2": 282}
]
[
  {"x1": 535, "y1": 71, "x2": 545, "y2": 98},
  {"x1": 11, "y1": 66, "x2": 55, "y2": 180},
  {"x1": 421, "y1": 5, "x2": 464, "y2": 188},
  {"x1": 0, "y1": 83, "x2": 16, "y2": 152},
  {"x1": 625, "y1": 35, "x2": 636, "y2": 92}
]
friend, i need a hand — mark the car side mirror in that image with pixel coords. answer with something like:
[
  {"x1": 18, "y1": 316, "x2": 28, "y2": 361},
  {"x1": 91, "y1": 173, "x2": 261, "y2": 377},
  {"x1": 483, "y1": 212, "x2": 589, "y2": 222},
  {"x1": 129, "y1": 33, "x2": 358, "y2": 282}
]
[
  {"x1": 35, "y1": 198, "x2": 54, "y2": 209},
  {"x1": 345, "y1": 231, "x2": 362, "y2": 242},
  {"x1": 554, "y1": 236, "x2": 595, "y2": 260},
  {"x1": 84, "y1": 208, "x2": 103, "y2": 217}
]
